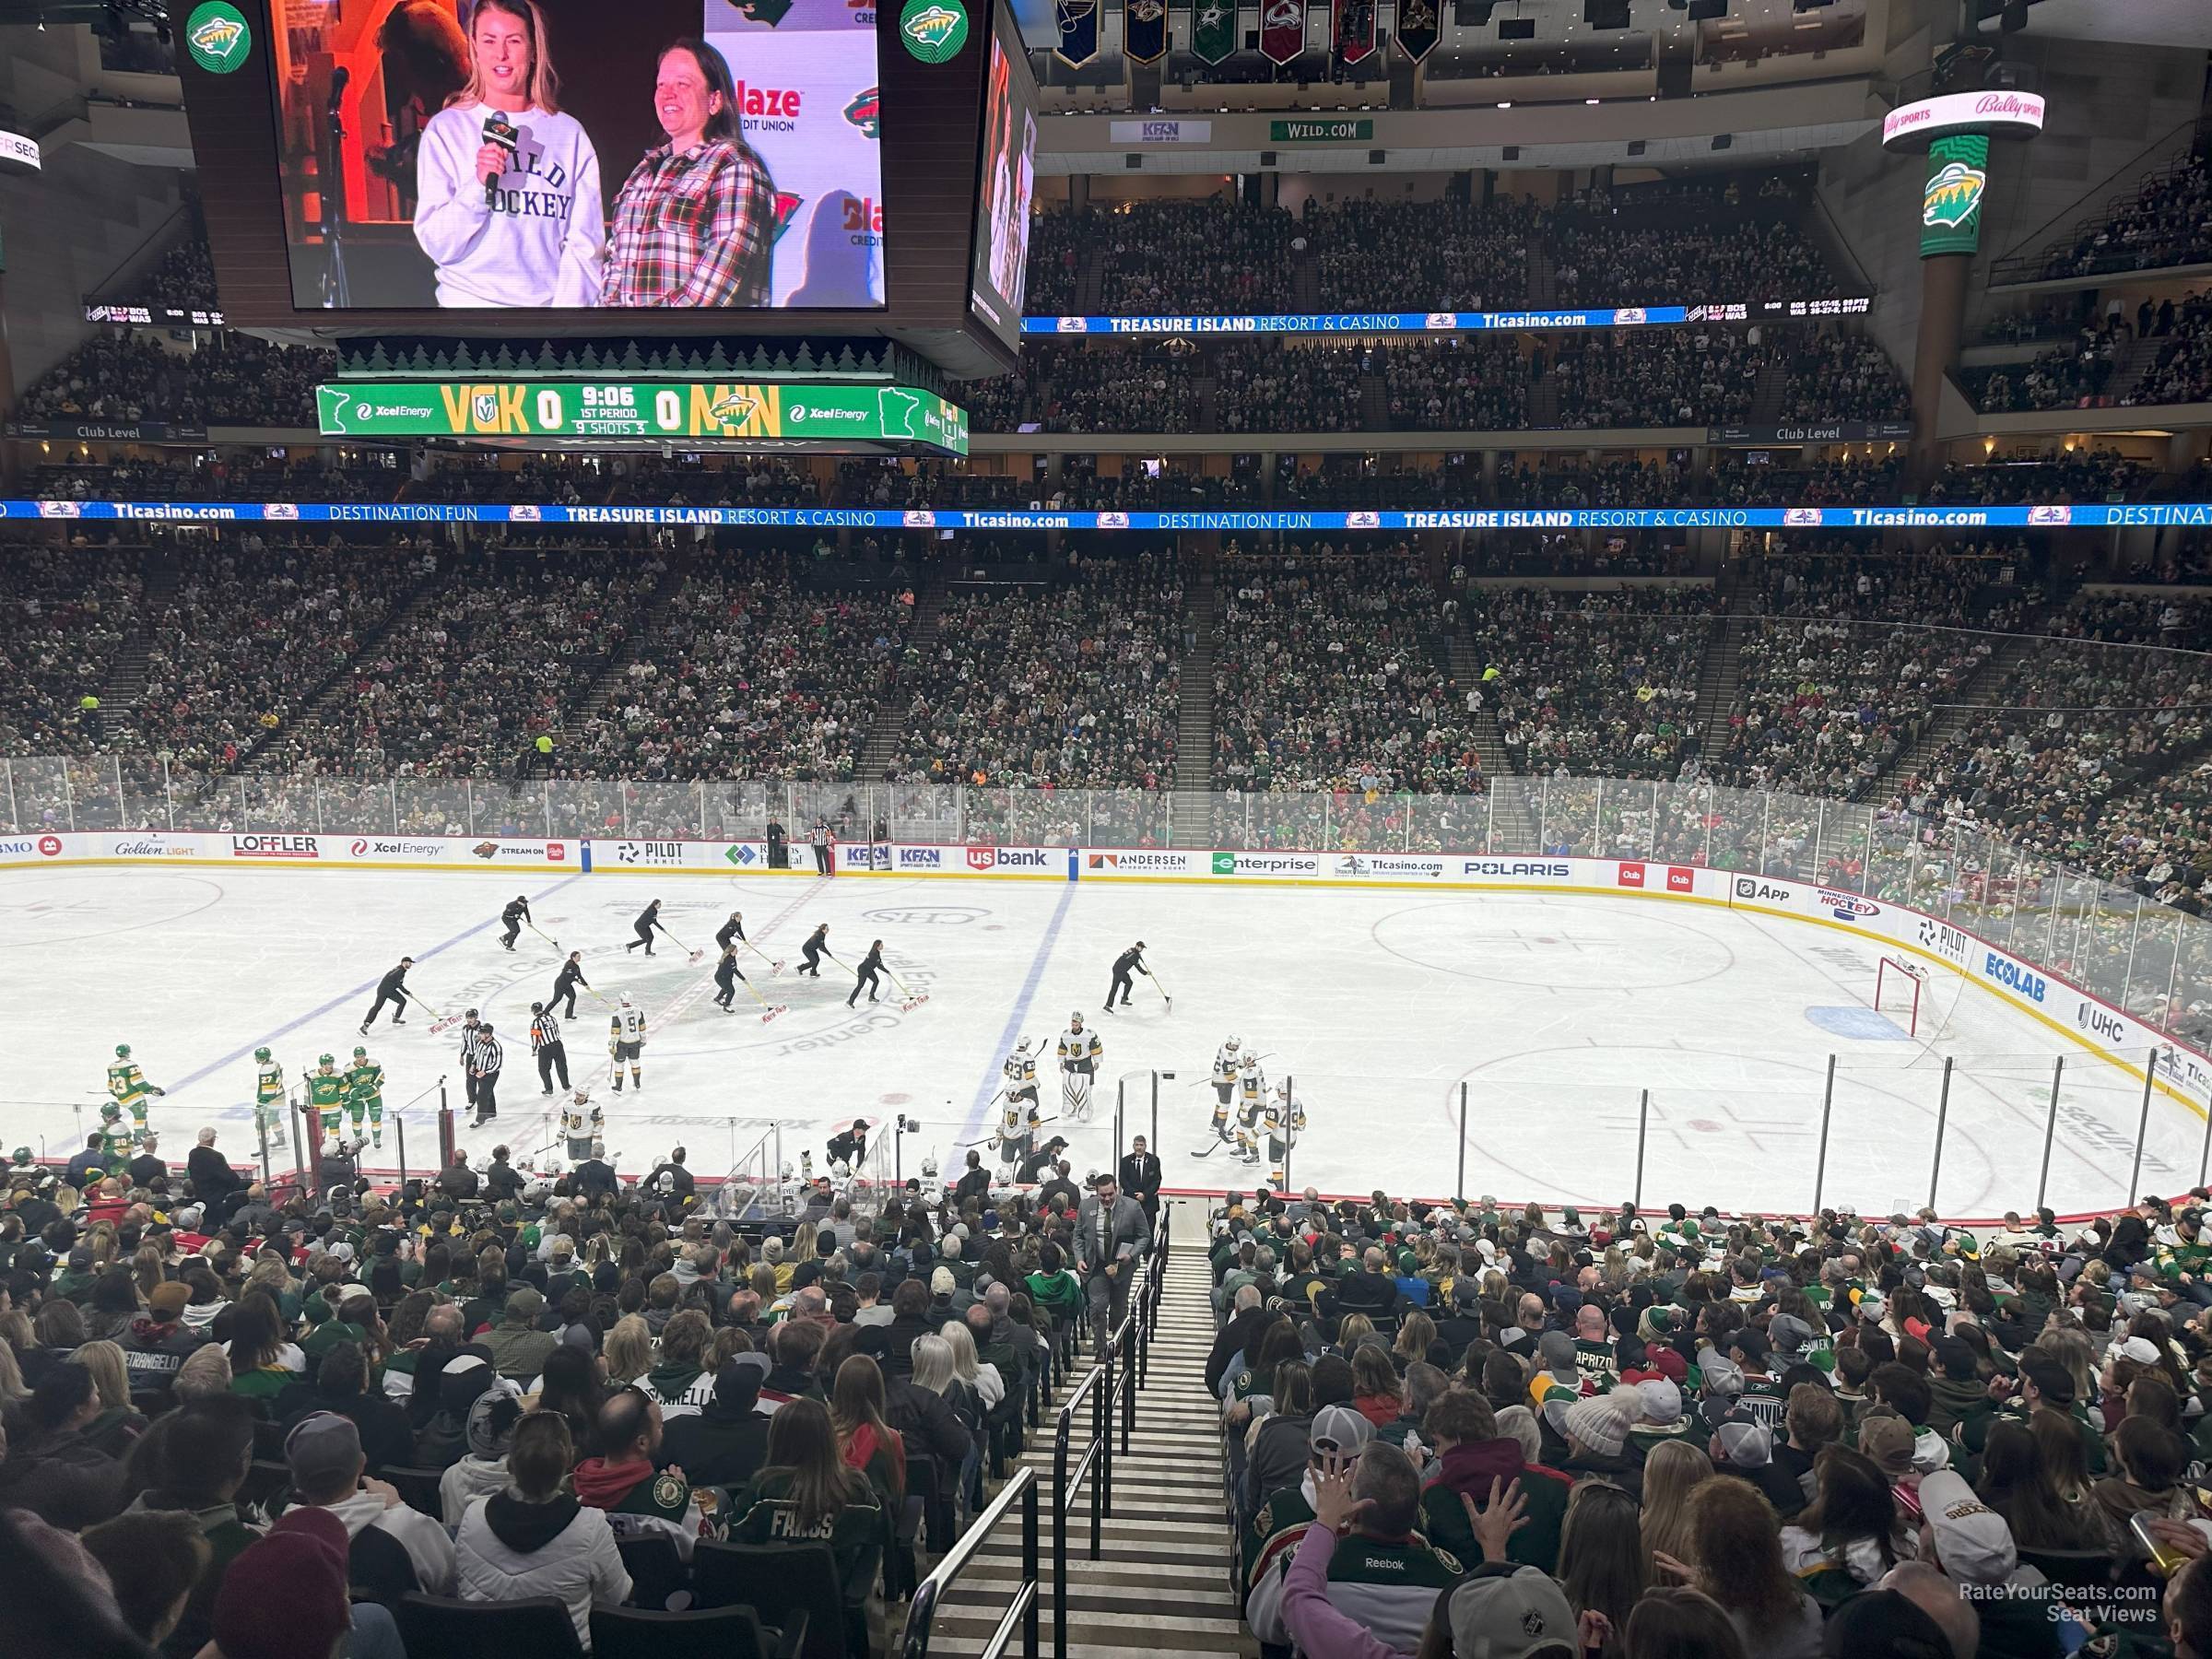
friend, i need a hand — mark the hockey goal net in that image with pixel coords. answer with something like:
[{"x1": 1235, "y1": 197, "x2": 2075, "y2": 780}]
[{"x1": 1875, "y1": 956, "x2": 1926, "y2": 1037}]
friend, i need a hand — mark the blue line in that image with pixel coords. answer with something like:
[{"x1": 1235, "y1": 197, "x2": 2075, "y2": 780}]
[
  {"x1": 961, "y1": 879, "x2": 1078, "y2": 1147},
  {"x1": 164, "y1": 872, "x2": 587, "y2": 1100}
]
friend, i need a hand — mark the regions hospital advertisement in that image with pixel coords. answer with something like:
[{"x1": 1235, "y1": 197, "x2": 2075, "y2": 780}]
[{"x1": 265, "y1": 0, "x2": 883, "y2": 310}]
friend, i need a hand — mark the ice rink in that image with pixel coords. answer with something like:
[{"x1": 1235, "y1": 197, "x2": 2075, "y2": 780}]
[{"x1": 2, "y1": 863, "x2": 2197, "y2": 1219}]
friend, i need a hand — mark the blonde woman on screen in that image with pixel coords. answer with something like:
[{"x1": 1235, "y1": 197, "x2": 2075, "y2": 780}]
[{"x1": 413, "y1": 0, "x2": 603, "y2": 306}]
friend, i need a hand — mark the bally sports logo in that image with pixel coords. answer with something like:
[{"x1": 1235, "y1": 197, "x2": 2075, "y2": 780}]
[{"x1": 230, "y1": 834, "x2": 319, "y2": 859}]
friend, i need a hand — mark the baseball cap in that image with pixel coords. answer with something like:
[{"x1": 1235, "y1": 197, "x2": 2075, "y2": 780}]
[
  {"x1": 1930, "y1": 1336, "x2": 1979, "y2": 1379},
  {"x1": 283, "y1": 1410, "x2": 364, "y2": 1490},
  {"x1": 1857, "y1": 1412, "x2": 1917, "y2": 1478},
  {"x1": 1768, "y1": 1313, "x2": 1815, "y2": 1354},
  {"x1": 1699, "y1": 1353, "x2": 1745, "y2": 1396},
  {"x1": 1447, "y1": 1567, "x2": 1579, "y2": 1659},
  {"x1": 1821, "y1": 1586, "x2": 1955, "y2": 1658},
  {"x1": 147, "y1": 1281, "x2": 189, "y2": 1318},
  {"x1": 1635, "y1": 1377, "x2": 1683, "y2": 1424},
  {"x1": 1713, "y1": 1413, "x2": 1774, "y2": 1467},
  {"x1": 466, "y1": 1381, "x2": 524, "y2": 1459},
  {"x1": 2018, "y1": 1350, "x2": 2076, "y2": 1406},
  {"x1": 1918, "y1": 1469, "x2": 2018, "y2": 1583},
  {"x1": 1538, "y1": 1330, "x2": 1577, "y2": 1371},
  {"x1": 1310, "y1": 1403, "x2": 1376, "y2": 1458},
  {"x1": 1729, "y1": 1327, "x2": 1769, "y2": 1366}
]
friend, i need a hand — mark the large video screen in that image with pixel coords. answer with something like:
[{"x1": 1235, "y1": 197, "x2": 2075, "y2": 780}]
[
  {"x1": 270, "y1": 0, "x2": 883, "y2": 310},
  {"x1": 967, "y1": 1, "x2": 1035, "y2": 343}
]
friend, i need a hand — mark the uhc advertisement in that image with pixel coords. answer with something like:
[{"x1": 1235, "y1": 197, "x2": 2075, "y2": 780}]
[{"x1": 255, "y1": 0, "x2": 884, "y2": 310}]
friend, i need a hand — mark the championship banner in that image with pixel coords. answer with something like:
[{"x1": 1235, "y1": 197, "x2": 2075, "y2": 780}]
[
  {"x1": 1124, "y1": 0, "x2": 1168, "y2": 64},
  {"x1": 1055, "y1": 0, "x2": 1100, "y2": 65},
  {"x1": 1921, "y1": 134, "x2": 1990, "y2": 258},
  {"x1": 1191, "y1": 0, "x2": 1238, "y2": 65},
  {"x1": 1331, "y1": 0, "x2": 1373, "y2": 64},
  {"x1": 313, "y1": 380, "x2": 970, "y2": 454},
  {"x1": 1394, "y1": 0, "x2": 1437, "y2": 61},
  {"x1": 1260, "y1": 0, "x2": 1305, "y2": 62}
]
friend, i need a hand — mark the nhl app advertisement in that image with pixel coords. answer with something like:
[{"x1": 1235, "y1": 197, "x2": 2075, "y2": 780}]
[{"x1": 263, "y1": 0, "x2": 884, "y2": 310}]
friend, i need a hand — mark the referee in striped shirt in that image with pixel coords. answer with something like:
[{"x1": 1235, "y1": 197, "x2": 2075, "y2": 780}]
[
  {"x1": 458, "y1": 1011, "x2": 483, "y2": 1115},
  {"x1": 531, "y1": 1001, "x2": 570, "y2": 1095},
  {"x1": 469, "y1": 1022, "x2": 505, "y2": 1127}
]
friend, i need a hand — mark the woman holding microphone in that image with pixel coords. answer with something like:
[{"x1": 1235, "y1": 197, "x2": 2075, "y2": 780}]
[{"x1": 413, "y1": 0, "x2": 604, "y2": 307}]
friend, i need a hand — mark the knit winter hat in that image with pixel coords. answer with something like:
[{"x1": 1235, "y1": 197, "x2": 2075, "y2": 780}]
[
  {"x1": 1562, "y1": 1394, "x2": 1630, "y2": 1459},
  {"x1": 213, "y1": 1508, "x2": 351, "y2": 1659}
]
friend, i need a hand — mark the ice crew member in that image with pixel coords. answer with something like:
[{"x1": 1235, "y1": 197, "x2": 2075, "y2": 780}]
[
  {"x1": 715, "y1": 911, "x2": 747, "y2": 951},
  {"x1": 359, "y1": 957, "x2": 414, "y2": 1032},
  {"x1": 627, "y1": 899, "x2": 668, "y2": 956},
  {"x1": 848, "y1": 939, "x2": 885, "y2": 1007},
  {"x1": 799, "y1": 924, "x2": 830, "y2": 978},
  {"x1": 531, "y1": 1000, "x2": 570, "y2": 1093},
  {"x1": 826, "y1": 1119, "x2": 870, "y2": 1170},
  {"x1": 1104, "y1": 941, "x2": 1148, "y2": 1012},
  {"x1": 713, "y1": 946, "x2": 746, "y2": 1011},
  {"x1": 500, "y1": 894, "x2": 532, "y2": 951},
  {"x1": 550, "y1": 950, "x2": 591, "y2": 1018}
]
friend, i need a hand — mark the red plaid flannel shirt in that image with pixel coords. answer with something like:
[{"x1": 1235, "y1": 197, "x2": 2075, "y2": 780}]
[{"x1": 606, "y1": 136, "x2": 777, "y2": 308}]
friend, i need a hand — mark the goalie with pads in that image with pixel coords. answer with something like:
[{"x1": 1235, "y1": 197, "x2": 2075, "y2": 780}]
[{"x1": 1057, "y1": 1013, "x2": 1102, "y2": 1122}]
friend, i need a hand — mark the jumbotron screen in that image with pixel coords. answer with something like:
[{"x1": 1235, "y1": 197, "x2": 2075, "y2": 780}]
[
  {"x1": 966, "y1": 0, "x2": 1036, "y2": 346},
  {"x1": 249, "y1": 0, "x2": 881, "y2": 311}
]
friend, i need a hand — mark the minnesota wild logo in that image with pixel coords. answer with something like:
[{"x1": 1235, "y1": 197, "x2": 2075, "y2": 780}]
[
  {"x1": 844, "y1": 88, "x2": 881, "y2": 138},
  {"x1": 1922, "y1": 159, "x2": 1985, "y2": 227},
  {"x1": 900, "y1": 0, "x2": 968, "y2": 61},
  {"x1": 705, "y1": 387, "x2": 764, "y2": 428},
  {"x1": 771, "y1": 191, "x2": 804, "y2": 243},
  {"x1": 738, "y1": 0, "x2": 795, "y2": 21},
  {"x1": 185, "y1": 2, "x2": 252, "y2": 72}
]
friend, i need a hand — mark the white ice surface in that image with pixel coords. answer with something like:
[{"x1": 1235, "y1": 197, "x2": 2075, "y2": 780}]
[{"x1": 0, "y1": 865, "x2": 2195, "y2": 1219}]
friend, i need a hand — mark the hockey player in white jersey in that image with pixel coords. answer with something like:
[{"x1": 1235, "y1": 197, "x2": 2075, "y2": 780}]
[
  {"x1": 562, "y1": 1088, "x2": 603, "y2": 1160},
  {"x1": 1233, "y1": 1054, "x2": 1267, "y2": 1166},
  {"x1": 1210, "y1": 1037, "x2": 1242, "y2": 1141},
  {"x1": 1264, "y1": 1080, "x2": 1307, "y2": 1189},
  {"x1": 1056, "y1": 1013, "x2": 1102, "y2": 1122},
  {"x1": 1003, "y1": 1038, "x2": 1040, "y2": 1112},
  {"x1": 609, "y1": 995, "x2": 647, "y2": 1092},
  {"x1": 993, "y1": 1089, "x2": 1042, "y2": 1172}
]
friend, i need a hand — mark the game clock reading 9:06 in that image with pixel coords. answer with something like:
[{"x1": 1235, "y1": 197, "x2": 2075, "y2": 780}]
[{"x1": 267, "y1": 0, "x2": 884, "y2": 311}]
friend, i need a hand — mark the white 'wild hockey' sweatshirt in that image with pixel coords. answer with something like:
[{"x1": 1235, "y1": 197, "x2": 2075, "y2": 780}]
[{"x1": 414, "y1": 101, "x2": 605, "y2": 308}]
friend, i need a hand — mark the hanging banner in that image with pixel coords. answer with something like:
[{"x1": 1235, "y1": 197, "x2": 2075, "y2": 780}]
[
  {"x1": 1054, "y1": 0, "x2": 1099, "y2": 65},
  {"x1": 1192, "y1": 0, "x2": 1238, "y2": 64},
  {"x1": 1331, "y1": 0, "x2": 1373, "y2": 64},
  {"x1": 1394, "y1": 0, "x2": 1437, "y2": 60},
  {"x1": 1260, "y1": 0, "x2": 1305, "y2": 62},
  {"x1": 1124, "y1": 0, "x2": 1168, "y2": 62}
]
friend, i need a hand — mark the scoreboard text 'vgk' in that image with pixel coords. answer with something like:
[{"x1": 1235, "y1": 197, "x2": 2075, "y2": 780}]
[{"x1": 441, "y1": 383, "x2": 530, "y2": 435}]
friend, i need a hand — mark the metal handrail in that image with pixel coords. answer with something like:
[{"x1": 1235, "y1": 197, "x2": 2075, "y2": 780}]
[
  {"x1": 1050, "y1": 1353, "x2": 1115, "y2": 1657},
  {"x1": 902, "y1": 1465, "x2": 1040, "y2": 1659}
]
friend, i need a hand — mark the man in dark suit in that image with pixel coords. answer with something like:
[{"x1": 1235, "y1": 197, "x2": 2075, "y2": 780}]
[
  {"x1": 186, "y1": 1127, "x2": 244, "y2": 1221},
  {"x1": 1075, "y1": 1170, "x2": 1151, "y2": 1347},
  {"x1": 1118, "y1": 1135, "x2": 1162, "y2": 1225}
]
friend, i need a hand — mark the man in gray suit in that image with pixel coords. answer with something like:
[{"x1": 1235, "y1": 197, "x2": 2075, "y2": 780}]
[{"x1": 1076, "y1": 1170, "x2": 1151, "y2": 1347}]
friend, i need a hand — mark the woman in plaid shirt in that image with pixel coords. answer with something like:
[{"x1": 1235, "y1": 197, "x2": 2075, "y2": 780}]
[{"x1": 606, "y1": 39, "x2": 779, "y2": 309}]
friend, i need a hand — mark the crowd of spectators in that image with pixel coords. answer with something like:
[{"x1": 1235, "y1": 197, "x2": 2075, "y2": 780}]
[
  {"x1": 16, "y1": 335, "x2": 204, "y2": 428},
  {"x1": 1970, "y1": 322, "x2": 2128, "y2": 413},
  {"x1": 1549, "y1": 209, "x2": 1841, "y2": 307},
  {"x1": 1709, "y1": 547, "x2": 2030, "y2": 798},
  {"x1": 1465, "y1": 585, "x2": 1713, "y2": 779},
  {"x1": 0, "y1": 1114, "x2": 1116, "y2": 1659},
  {"x1": 1092, "y1": 200, "x2": 1300, "y2": 314},
  {"x1": 1211, "y1": 547, "x2": 1484, "y2": 799},
  {"x1": 1494, "y1": 459, "x2": 1688, "y2": 510},
  {"x1": 566, "y1": 557, "x2": 910, "y2": 785},
  {"x1": 267, "y1": 551, "x2": 665, "y2": 777},
  {"x1": 1381, "y1": 336, "x2": 1528, "y2": 431},
  {"x1": 1214, "y1": 340, "x2": 1370, "y2": 435},
  {"x1": 1211, "y1": 1180, "x2": 2212, "y2": 1659},
  {"x1": 113, "y1": 215, "x2": 220, "y2": 313},
  {"x1": 2033, "y1": 145, "x2": 2212, "y2": 280},
  {"x1": 2127, "y1": 291, "x2": 2212, "y2": 408},
  {"x1": 1893, "y1": 593, "x2": 2212, "y2": 907},
  {"x1": 1310, "y1": 197, "x2": 1535, "y2": 312},
  {"x1": 135, "y1": 538, "x2": 441, "y2": 774},
  {"x1": 1926, "y1": 451, "x2": 2152, "y2": 506},
  {"x1": 1009, "y1": 342, "x2": 1203, "y2": 435},
  {"x1": 891, "y1": 550, "x2": 1182, "y2": 789},
  {"x1": 0, "y1": 547, "x2": 142, "y2": 756}
]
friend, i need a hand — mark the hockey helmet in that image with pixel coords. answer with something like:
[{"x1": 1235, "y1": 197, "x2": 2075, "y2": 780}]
[
  {"x1": 10, "y1": 1147, "x2": 29, "y2": 1164},
  {"x1": 1225, "y1": 1037, "x2": 1241, "y2": 1052},
  {"x1": 114, "y1": 1044, "x2": 131, "y2": 1059},
  {"x1": 100, "y1": 1102, "x2": 121, "y2": 1121},
  {"x1": 253, "y1": 1046, "x2": 272, "y2": 1062},
  {"x1": 319, "y1": 1053, "x2": 335, "y2": 1066},
  {"x1": 1016, "y1": 1037, "x2": 1032, "y2": 1054},
  {"x1": 1241, "y1": 1054, "x2": 1260, "y2": 1071},
  {"x1": 830, "y1": 1159, "x2": 852, "y2": 1179},
  {"x1": 620, "y1": 994, "x2": 633, "y2": 1007},
  {"x1": 1069, "y1": 1010, "x2": 1084, "y2": 1025},
  {"x1": 920, "y1": 1157, "x2": 938, "y2": 1181},
  {"x1": 353, "y1": 1046, "x2": 368, "y2": 1059}
]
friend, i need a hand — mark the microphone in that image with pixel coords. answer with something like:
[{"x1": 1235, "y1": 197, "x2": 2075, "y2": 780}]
[{"x1": 482, "y1": 111, "x2": 517, "y2": 208}]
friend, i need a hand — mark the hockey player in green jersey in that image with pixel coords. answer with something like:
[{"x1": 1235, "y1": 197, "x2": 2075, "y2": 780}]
[
  {"x1": 96, "y1": 1102, "x2": 135, "y2": 1172},
  {"x1": 304, "y1": 1055, "x2": 347, "y2": 1147},
  {"x1": 344, "y1": 1046, "x2": 386, "y2": 1149},
  {"x1": 106, "y1": 1044, "x2": 165, "y2": 1138},
  {"x1": 253, "y1": 1047, "x2": 289, "y2": 1151}
]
